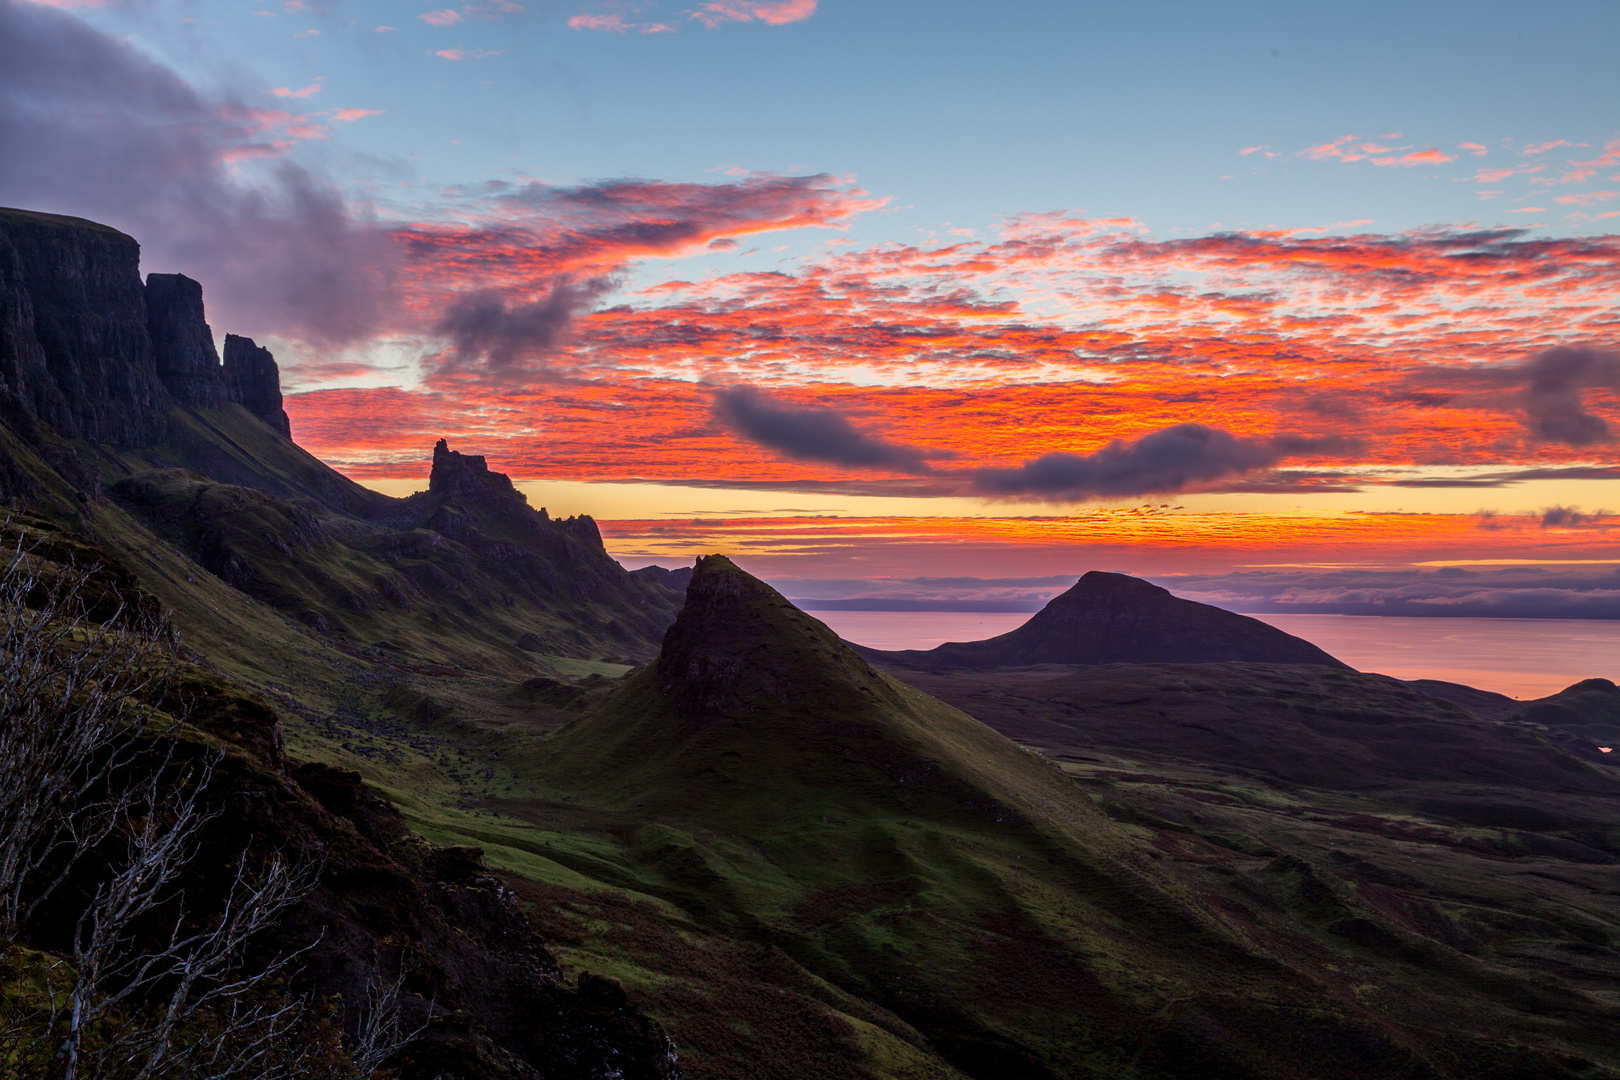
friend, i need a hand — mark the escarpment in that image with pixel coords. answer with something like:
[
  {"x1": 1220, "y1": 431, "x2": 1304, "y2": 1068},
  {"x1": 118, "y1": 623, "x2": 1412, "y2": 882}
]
[
  {"x1": 0, "y1": 207, "x2": 170, "y2": 445},
  {"x1": 0, "y1": 205, "x2": 295, "y2": 444}
]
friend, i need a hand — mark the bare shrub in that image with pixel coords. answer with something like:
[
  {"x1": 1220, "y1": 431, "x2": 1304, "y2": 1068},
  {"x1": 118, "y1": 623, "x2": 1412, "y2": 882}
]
[
  {"x1": 0, "y1": 538, "x2": 180, "y2": 940},
  {"x1": 0, "y1": 531, "x2": 343, "y2": 1079}
]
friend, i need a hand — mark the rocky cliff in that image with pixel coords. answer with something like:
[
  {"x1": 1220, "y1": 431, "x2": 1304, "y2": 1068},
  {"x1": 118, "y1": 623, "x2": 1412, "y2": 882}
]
[
  {"x1": 223, "y1": 332, "x2": 293, "y2": 436},
  {"x1": 0, "y1": 207, "x2": 170, "y2": 445},
  {"x1": 0, "y1": 205, "x2": 295, "y2": 445},
  {"x1": 147, "y1": 271, "x2": 229, "y2": 408}
]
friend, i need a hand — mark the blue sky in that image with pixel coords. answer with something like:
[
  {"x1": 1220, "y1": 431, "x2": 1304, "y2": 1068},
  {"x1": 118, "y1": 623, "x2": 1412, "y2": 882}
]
[{"x1": 79, "y1": 0, "x2": 1620, "y2": 245}]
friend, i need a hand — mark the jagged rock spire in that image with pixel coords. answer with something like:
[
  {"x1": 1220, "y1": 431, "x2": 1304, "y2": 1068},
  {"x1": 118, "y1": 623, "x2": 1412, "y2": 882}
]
[
  {"x1": 222, "y1": 334, "x2": 291, "y2": 437},
  {"x1": 146, "y1": 273, "x2": 227, "y2": 408}
]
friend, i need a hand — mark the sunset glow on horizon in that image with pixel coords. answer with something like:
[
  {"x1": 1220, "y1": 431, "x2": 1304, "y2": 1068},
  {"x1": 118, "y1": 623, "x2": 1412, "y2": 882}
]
[{"x1": 3, "y1": 0, "x2": 1616, "y2": 594}]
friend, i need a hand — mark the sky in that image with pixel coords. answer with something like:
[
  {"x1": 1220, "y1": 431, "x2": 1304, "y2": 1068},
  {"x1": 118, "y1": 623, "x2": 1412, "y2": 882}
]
[{"x1": 2, "y1": 0, "x2": 1619, "y2": 614}]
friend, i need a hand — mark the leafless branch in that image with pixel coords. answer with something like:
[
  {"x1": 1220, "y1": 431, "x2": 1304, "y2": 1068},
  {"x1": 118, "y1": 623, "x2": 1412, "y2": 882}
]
[
  {"x1": 0, "y1": 531, "x2": 181, "y2": 941},
  {"x1": 350, "y1": 956, "x2": 431, "y2": 1076}
]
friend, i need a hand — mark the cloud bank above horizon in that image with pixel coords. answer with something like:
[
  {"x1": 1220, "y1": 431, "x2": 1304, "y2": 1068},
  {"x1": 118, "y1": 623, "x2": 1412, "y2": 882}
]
[{"x1": 2, "y1": 0, "x2": 1617, "y2": 584}]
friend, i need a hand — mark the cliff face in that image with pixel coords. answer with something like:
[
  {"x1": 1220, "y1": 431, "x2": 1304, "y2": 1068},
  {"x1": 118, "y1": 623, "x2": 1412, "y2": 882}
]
[
  {"x1": 0, "y1": 206, "x2": 296, "y2": 446},
  {"x1": 147, "y1": 272, "x2": 228, "y2": 408},
  {"x1": 223, "y1": 333, "x2": 292, "y2": 436},
  {"x1": 0, "y1": 207, "x2": 171, "y2": 446}
]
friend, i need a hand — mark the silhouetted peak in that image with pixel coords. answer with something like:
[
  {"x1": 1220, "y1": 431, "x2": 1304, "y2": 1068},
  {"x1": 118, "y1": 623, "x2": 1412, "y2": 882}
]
[
  {"x1": 658, "y1": 555, "x2": 877, "y2": 729},
  {"x1": 632, "y1": 564, "x2": 694, "y2": 591},
  {"x1": 858, "y1": 569, "x2": 1348, "y2": 670}
]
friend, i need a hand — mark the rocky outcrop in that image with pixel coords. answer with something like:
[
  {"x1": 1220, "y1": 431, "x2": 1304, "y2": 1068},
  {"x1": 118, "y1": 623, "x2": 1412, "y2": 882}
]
[
  {"x1": 223, "y1": 333, "x2": 292, "y2": 436},
  {"x1": 859, "y1": 570, "x2": 1350, "y2": 670},
  {"x1": 146, "y1": 272, "x2": 228, "y2": 408},
  {"x1": 427, "y1": 438, "x2": 607, "y2": 551},
  {"x1": 0, "y1": 206, "x2": 171, "y2": 446},
  {"x1": 430, "y1": 439, "x2": 522, "y2": 504},
  {"x1": 0, "y1": 207, "x2": 298, "y2": 447}
]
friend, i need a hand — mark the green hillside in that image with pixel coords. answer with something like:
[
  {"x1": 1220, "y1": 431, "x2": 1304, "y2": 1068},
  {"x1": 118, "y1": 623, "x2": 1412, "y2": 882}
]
[{"x1": 486, "y1": 556, "x2": 1488, "y2": 1080}]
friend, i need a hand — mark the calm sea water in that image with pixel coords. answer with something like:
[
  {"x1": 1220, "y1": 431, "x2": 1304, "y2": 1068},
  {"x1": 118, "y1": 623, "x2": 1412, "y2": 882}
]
[{"x1": 810, "y1": 610, "x2": 1620, "y2": 701}]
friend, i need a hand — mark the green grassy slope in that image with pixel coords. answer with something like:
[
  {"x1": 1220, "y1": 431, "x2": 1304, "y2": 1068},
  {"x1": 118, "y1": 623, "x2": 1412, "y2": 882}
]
[
  {"x1": 882, "y1": 662, "x2": 1620, "y2": 1079},
  {"x1": 496, "y1": 556, "x2": 1478, "y2": 1080}
]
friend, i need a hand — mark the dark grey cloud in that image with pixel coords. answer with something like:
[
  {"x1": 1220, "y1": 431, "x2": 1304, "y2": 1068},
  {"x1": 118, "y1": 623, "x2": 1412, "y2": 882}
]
[
  {"x1": 1165, "y1": 567, "x2": 1620, "y2": 620},
  {"x1": 1397, "y1": 346, "x2": 1620, "y2": 448},
  {"x1": 972, "y1": 423, "x2": 1359, "y2": 499},
  {"x1": 0, "y1": 0, "x2": 397, "y2": 346},
  {"x1": 433, "y1": 276, "x2": 615, "y2": 379},
  {"x1": 1541, "y1": 505, "x2": 1611, "y2": 529},
  {"x1": 713, "y1": 386, "x2": 942, "y2": 474},
  {"x1": 1521, "y1": 346, "x2": 1620, "y2": 446},
  {"x1": 1386, "y1": 466, "x2": 1620, "y2": 488}
]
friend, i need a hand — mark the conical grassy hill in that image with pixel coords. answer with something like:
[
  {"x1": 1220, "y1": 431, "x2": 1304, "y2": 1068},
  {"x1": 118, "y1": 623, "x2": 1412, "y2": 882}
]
[{"x1": 520, "y1": 556, "x2": 1441, "y2": 1080}]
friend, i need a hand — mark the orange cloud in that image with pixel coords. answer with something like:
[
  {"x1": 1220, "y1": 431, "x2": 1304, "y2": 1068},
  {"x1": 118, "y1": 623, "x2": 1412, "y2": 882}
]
[{"x1": 590, "y1": 510, "x2": 1620, "y2": 579}]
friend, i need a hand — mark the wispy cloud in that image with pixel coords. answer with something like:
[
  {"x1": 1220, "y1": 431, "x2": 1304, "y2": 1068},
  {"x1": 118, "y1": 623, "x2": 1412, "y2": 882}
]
[
  {"x1": 688, "y1": 0, "x2": 815, "y2": 29},
  {"x1": 568, "y1": 11, "x2": 673, "y2": 32},
  {"x1": 268, "y1": 77, "x2": 322, "y2": 99},
  {"x1": 1522, "y1": 139, "x2": 1572, "y2": 156}
]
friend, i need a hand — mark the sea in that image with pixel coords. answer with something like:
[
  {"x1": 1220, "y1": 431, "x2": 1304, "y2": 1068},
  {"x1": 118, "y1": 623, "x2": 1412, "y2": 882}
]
[{"x1": 809, "y1": 610, "x2": 1620, "y2": 701}]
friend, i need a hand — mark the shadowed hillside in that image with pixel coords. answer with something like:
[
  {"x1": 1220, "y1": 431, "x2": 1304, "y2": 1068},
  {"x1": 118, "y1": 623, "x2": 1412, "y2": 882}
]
[
  {"x1": 490, "y1": 555, "x2": 1620, "y2": 1080},
  {"x1": 855, "y1": 571, "x2": 1348, "y2": 670}
]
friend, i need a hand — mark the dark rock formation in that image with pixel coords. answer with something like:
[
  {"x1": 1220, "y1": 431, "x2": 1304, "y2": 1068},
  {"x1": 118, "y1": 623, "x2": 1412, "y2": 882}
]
[
  {"x1": 857, "y1": 570, "x2": 1350, "y2": 670},
  {"x1": 146, "y1": 272, "x2": 228, "y2": 408},
  {"x1": 430, "y1": 438, "x2": 521, "y2": 503},
  {"x1": 426, "y1": 438, "x2": 607, "y2": 556},
  {"x1": 0, "y1": 208, "x2": 298, "y2": 449},
  {"x1": 222, "y1": 333, "x2": 292, "y2": 436},
  {"x1": 0, "y1": 206, "x2": 171, "y2": 446}
]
